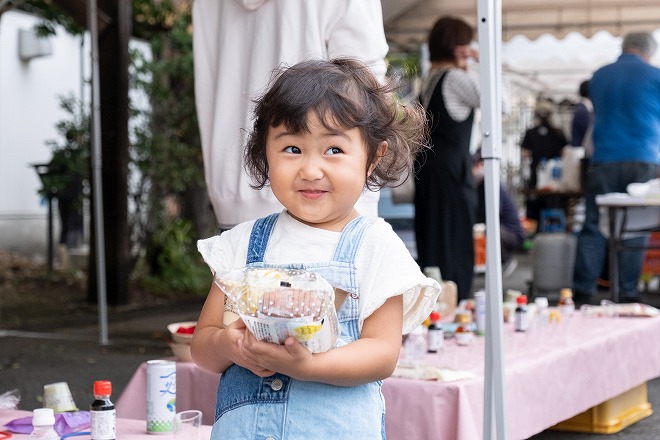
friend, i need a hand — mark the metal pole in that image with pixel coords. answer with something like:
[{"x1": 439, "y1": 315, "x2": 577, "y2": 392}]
[
  {"x1": 47, "y1": 196, "x2": 53, "y2": 275},
  {"x1": 88, "y1": 0, "x2": 109, "y2": 345},
  {"x1": 476, "y1": 0, "x2": 507, "y2": 438}
]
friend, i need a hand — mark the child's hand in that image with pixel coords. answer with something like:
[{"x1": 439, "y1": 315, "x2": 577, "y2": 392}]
[
  {"x1": 238, "y1": 331, "x2": 313, "y2": 379},
  {"x1": 223, "y1": 319, "x2": 275, "y2": 377}
]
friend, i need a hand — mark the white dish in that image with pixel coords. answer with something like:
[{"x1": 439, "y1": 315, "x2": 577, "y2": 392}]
[
  {"x1": 167, "y1": 321, "x2": 196, "y2": 344},
  {"x1": 168, "y1": 341, "x2": 193, "y2": 362}
]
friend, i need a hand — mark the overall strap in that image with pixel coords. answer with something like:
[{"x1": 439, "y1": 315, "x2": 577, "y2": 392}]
[
  {"x1": 246, "y1": 213, "x2": 279, "y2": 264},
  {"x1": 421, "y1": 69, "x2": 446, "y2": 110},
  {"x1": 332, "y1": 216, "x2": 374, "y2": 263}
]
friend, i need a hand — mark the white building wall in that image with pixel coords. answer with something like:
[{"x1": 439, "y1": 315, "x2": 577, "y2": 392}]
[{"x1": 0, "y1": 10, "x2": 88, "y2": 260}]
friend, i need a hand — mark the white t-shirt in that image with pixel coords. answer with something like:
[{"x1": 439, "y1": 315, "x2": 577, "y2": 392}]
[{"x1": 198, "y1": 211, "x2": 441, "y2": 334}]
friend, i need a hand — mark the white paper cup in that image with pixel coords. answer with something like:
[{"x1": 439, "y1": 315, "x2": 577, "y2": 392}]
[{"x1": 43, "y1": 381, "x2": 78, "y2": 412}]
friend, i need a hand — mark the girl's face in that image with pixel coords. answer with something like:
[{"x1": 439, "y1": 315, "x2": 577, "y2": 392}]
[{"x1": 266, "y1": 111, "x2": 378, "y2": 232}]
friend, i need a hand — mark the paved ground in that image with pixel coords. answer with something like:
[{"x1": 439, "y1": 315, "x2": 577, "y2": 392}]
[{"x1": 2, "y1": 231, "x2": 660, "y2": 439}]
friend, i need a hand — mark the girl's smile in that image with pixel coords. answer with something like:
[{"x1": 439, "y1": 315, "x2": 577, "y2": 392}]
[{"x1": 298, "y1": 188, "x2": 327, "y2": 200}]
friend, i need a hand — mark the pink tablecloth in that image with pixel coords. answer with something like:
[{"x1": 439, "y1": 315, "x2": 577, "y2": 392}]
[
  {"x1": 0, "y1": 409, "x2": 212, "y2": 439},
  {"x1": 116, "y1": 314, "x2": 660, "y2": 440}
]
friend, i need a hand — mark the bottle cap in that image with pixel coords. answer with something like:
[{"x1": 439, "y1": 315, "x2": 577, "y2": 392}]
[
  {"x1": 93, "y1": 380, "x2": 112, "y2": 396},
  {"x1": 430, "y1": 311, "x2": 441, "y2": 321},
  {"x1": 454, "y1": 312, "x2": 472, "y2": 324},
  {"x1": 516, "y1": 295, "x2": 528, "y2": 305},
  {"x1": 32, "y1": 408, "x2": 55, "y2": 426}
]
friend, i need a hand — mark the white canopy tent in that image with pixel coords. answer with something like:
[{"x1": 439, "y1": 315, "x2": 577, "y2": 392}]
[
  {"x1": 383, "y1": 1, "x2": 660, "y2": 103},
  {"x1": 383, "y1": 0, "x2": 660, "y2": 48},
  {"x1": 503, "y1": 30, "x2": 660, "y2": 101},
  {"x1": 380, "y1": 1, "x2": 660, "y2": 438}
]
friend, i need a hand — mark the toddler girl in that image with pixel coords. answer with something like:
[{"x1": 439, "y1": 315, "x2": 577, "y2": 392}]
[{"x1": 192, "y1": 58, "x2": 441, "y2": 440}]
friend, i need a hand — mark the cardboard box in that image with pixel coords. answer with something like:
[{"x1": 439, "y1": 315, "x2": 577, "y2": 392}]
[{"x1": 551, "y1": 383, "x2": 653, "y2": 434}]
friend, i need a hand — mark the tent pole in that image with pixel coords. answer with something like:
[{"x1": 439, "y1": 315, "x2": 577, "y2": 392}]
[
  {"x1": 476, "y1": 0, "x2": 507, "y2": 438},
  {"x1": 88, "y1": 0, "x2": 109, "y2": 346}
]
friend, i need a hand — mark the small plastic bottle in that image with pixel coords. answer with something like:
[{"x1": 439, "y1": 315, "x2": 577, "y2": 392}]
[
  {"x1": 514, "y1": 295, "x2": 529, "y2": 332},
  {"x1": 427, "y1": 312, "x2": 444, "y2": 353},
  {"x1": 558, "y1": 288, "x2": 575, "y2": 318},
  {"x1": 91, "y1": 380, "x2": 116, "y2": 440},
  {"x1": 454, "y1": 312, "x2": 474, "y2": 346},
  {"x1": 404, "y1": 325, "x2": 427, "y2": 363},
  {"x1": 29, "y1": 408, "x2": 59, "y2": 440},
  {"x1": 534, "y1": 297, "x2": 549, "y2": 328}
]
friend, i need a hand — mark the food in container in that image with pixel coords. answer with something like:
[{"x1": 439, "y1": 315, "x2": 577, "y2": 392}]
[
  {"x1": 214, "y1": 267, "x2": 339, "y2": 353},
  {"x1": 167, "y1": 321, "x2": 196, "y2": 344}
]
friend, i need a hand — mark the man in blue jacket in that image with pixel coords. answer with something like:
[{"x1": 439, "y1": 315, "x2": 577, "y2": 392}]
[{"x1": 573, "y1": 32, "x2": 660, "y2": 304}]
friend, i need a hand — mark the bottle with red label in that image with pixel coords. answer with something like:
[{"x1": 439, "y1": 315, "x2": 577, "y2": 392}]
[
  {"x1": 427, "y1": 312, "x2": 444, "y2": 353},
  {"x1": 514, "y1": 295, "x2": 529, "y2": 332}
]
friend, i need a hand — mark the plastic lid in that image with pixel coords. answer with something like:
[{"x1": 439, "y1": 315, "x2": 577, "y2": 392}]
[
  {"x1": 516, "y1": 295, "x2": 528, "y2": 305},
  {"x1": 93, "y1": 380, "x2": 112, "y2": 396},
  {"x1": 430, "y1": 311, "x2": 441, "y2": 321},
  {"x1": 32, "y1": 408, "x2": 55, "y2": 426},
  {"x1": 455, "y1": 312, "x2": 472, "y2": 324}
]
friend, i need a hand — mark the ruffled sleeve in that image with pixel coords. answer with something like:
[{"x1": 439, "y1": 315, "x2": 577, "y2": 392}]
[
  {"x1": 197, "y1": 220, "x2": 254, "y2": 276},
  {"x1": 356, "y1": 219, "x2": 442, "y2": 334}
]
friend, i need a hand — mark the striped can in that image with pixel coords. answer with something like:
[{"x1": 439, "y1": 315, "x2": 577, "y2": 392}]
[{"x1": 146, "y1": 360, "x2": 176, "y2": 434}]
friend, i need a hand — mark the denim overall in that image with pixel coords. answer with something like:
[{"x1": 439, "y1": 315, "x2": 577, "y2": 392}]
[{"x1": 210, "y1": 213, "x2": 386, "y2": 440}]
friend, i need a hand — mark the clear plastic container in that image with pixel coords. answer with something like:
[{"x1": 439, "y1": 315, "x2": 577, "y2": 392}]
[{"x1": 215, "y1": 267, "x2": 339, "y2": 352}]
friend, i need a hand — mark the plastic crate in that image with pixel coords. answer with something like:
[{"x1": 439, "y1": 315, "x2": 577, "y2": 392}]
[{"x1": 551, "y1": 383, "x2": 653, "y2": 434}]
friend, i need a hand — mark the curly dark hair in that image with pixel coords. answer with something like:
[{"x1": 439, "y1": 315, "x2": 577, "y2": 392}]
[{"x1": 244, "y1": 58, "x2": 428, "y2": 191}]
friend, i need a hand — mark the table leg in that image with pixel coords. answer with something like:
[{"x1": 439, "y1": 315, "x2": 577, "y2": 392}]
[{"x1": 608, "y1": 207, "x2": 619, "y2": 303}]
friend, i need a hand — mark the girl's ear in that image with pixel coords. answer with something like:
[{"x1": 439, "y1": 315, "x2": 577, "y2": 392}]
[{"x1": 368, "y1": 141, "x2": 388, "y2": 176}]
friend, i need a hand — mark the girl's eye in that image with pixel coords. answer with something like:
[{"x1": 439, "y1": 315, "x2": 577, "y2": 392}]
[
  {"x1": 326, "y1": 147, "x2": 343, "y2": 155},
  {"x1": 284, "y1": 146, "x2": 301, "y2": 154}
]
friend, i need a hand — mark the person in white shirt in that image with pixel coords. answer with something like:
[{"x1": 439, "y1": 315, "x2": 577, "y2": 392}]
[{"x1": 193, "y1": 0, "x2": 389, "y2": 230}]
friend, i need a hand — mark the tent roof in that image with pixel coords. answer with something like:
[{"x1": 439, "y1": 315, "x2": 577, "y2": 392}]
[{"x1": 383, "y1": 0, "x2": 660, "y2": 50}]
